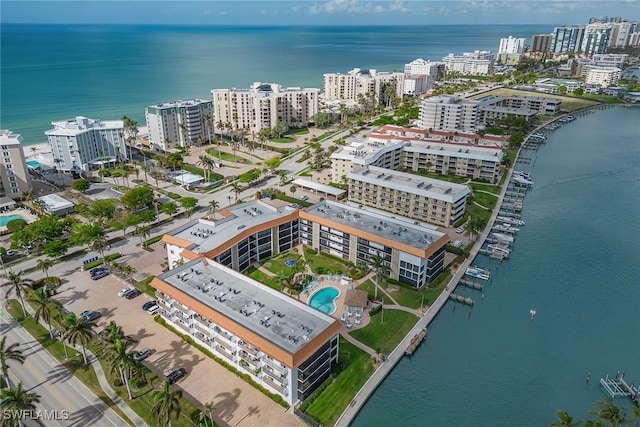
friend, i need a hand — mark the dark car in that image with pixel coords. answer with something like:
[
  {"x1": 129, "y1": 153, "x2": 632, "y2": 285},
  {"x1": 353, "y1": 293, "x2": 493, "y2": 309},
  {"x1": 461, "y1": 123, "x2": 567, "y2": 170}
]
[
  {"x1": 166, "y1": 368, "x2": 187, "y2": 384},
  {"x1": 91, "y1": 270, "x2": 110, "y2": 280},
  {"x1": 80, "y1": 310, "x2": 101, "y2": 322},
  {"x1": 142, "y1": 301, "x2": 157, "y2": 311},
  {"x1": 125, "y1": 289, "x2": 142, "y2": 299},
  {"x1": 89, "y1": 266, "x2": 107, "y2": 275}
]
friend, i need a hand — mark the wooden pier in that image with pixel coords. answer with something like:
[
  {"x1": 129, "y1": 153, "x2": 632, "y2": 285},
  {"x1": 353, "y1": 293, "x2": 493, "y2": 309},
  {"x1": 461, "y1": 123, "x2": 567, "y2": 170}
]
[
  {"x1": 404, "y1": 328, "x2": 427, "y2": 356},
  {"x1": 449, "y1": 293, "x2": 475, "y2": 306},
  {"x1": 600, "y1": 373, "x2": 640, "y2": 405},
  {"x1": 459, "y1": 278, "x2": 484, "y2": 291}
]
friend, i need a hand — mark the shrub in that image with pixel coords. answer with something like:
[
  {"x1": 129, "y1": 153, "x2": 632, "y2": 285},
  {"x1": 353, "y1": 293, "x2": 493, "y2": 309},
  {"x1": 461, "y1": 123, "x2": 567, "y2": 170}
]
[
  {"x1": 167, "y1": 192, "x2": 182, "y2": 200},
  {"x1": 6, "y1": 218, "x2": 27, "y2": 233},
  {"x1": 82, "y1": 253, "x2": 122, "y2": 270}
]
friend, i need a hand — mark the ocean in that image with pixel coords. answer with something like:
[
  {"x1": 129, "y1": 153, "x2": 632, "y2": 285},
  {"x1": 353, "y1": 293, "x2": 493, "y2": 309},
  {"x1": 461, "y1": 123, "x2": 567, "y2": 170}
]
[
  {"x1": 1, "y1": 24, "x2": 548, "y2": 144},
  {"x1": 352, "y1": 106, "x2": 640, "y2": 426}
]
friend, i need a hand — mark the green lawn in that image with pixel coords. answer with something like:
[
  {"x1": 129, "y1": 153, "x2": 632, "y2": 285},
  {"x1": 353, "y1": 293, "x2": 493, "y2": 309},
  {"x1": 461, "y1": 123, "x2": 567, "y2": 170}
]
[
  {"x1": 245, "y1": 266, "x2": 283, "y2": 291},
  {"x1": 261, "y1": 251, "x2": 302, "y2": 276},
  {"x1": 206, "y1": 149, "x2": 252, "y2": 164},
  {"x1": 380, "y1": 281, "x2": 424, "y2": 309},
  {"x1": 356, "y1": 279, "x2": 393, "y2": 305},
  {"x1": 271, "y1": 136, "x2": 295, "y2": 143},
  {"x1": 286, "y1": 127, "x2": 310, "y2": 136},
  {"x1": 473, "y1": 190, "x2": 498, "y2": 210},
  {"x1": 135, "y1": 276, "x2": 157, "y2": 298},
  {"x1": 409, "y1": 169, "x2": 469, "y2": 184},
  {"x1": 181, "y1": 164, "x2": 224, "y2": 182},
  {"x1": 303, "y1": 338, "x2": 375, "y2": 426},
  {"x1": 466, "y1": 203, "x2": 492, "y2": 224},
  {"x1": 302, "y1": 248, "x2": 348, "y2": 275},
  {"x1": 420, "y1": 270, "x2": 452, "y2": 306},
  {"x1": 576, "y1": 94, "x2": 624, "y2": 104},
  {"x1": 349, "y1": 309, "x2": 418, "y2": 355},
  {"x1": 470, "y1": 182, "x2": 501, "y2": 194}
]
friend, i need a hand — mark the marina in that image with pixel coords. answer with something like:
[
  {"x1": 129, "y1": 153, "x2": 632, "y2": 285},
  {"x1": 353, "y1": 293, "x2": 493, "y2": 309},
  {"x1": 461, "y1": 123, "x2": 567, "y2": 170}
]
[
  {"x1": 448, "y1": 293, "x2": 475, "y2": 306},
  {"x1": 600, "y1": 372, "x2": 640, "y2": 405},
  {"x1": 404, "y1": 328, "x2": 428, "y2": 356}
]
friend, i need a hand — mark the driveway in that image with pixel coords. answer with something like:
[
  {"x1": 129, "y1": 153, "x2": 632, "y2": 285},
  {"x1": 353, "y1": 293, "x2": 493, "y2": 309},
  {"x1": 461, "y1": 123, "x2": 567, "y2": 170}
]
[{"x1": 54, "y1": 269, "x2": 302, "y2": 427}]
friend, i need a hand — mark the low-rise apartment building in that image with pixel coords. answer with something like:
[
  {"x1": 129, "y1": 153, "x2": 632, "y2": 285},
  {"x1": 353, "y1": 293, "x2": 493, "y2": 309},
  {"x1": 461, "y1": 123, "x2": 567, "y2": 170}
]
[
  {"x1": 45, "y1": 116, "x2": 125, "y2": 172},
  {"x1": 145, "y1": 99, "x2": 214, "y2": 151},
  {"x1": 347, "y1": 166, "x2": 470, "y2": 227},
  {"x1": 151, "y1": 258, "x2": 341, "y2": 405},
  {"x1": 212, "y1": 82, "x2": 319, "y2": 136},
  {"x1": 478, "y1": 95, "x2": 562, "y2": 115},
  {"x1": 330, "y1": 137, "x2": 404, "y2": 183},
  {"x1": 585, "y1": 67, "x2": 622, "y2": 88},
  {"x1": 418, "y1": 96, "x2": 480, "y2": 132},
  {"x1": 162, "y1": 199, "x2": 449, "y2": 288},
  {"x1": 0, "y1": 130, "x2": 32, "y2": 199}
]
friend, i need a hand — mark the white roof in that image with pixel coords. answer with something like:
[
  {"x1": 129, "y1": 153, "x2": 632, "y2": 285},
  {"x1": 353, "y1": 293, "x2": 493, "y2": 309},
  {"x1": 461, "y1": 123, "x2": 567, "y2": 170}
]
[
  {"x1": 174, "y1": 172, "x2": 204, "y2": 185},
  {"x1": 292, "y1": 179, "x2": 345, "y2": 197},
  {"x1": 404, "y1": 141, "x2": 503, "y2": 163},
  {"x1": 38, "y1": 194, "x2": 74, "y2": 211}
]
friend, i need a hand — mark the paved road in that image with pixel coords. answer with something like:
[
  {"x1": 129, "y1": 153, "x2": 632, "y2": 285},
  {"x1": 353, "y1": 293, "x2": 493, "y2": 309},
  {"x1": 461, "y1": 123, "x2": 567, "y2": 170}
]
[{"x1": 1, "y1": 310, "x2": 128, "y2": 427}]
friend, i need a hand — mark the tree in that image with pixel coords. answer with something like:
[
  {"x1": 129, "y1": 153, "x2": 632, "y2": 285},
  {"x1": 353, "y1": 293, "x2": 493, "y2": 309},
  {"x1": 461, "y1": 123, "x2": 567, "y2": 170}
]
[
  {"x1": 0, "y1": 382, "x2": 40, "y2": 424},
  {"x1": 290, "y1": 185, "x2": 297, "y2": 198},
  {"x1": 62, "y1": 313, "x2": 96, "y2": 365},
  {"x1": 273, "y1": 121, "x2": 289, "y2": 139},
  {"x1": 70, "y1": 222, "x2": 105, "y2": 249},
  {"x1": 368, "y1": 252, "x2": 389, "y2": 301},
  {"x1": 0, "y1": 336, "x2": 25, "y2": 389},
  {"x1": 72, "y1": 179, "x2": 91, "y2": 192},
  {"x1": 573, "y1": 87, "x2": 584, "y2": 96},
  {"x1": 2, "y1": 270, "x2": 29, "y2": 318},
  {"x1": 200, "y1": 402, "x2": 216, "y2": 427},
  {"x1": 151, "y1": 380, "x2": 182, "y2": 427},
  {"x1": 99, "y1": 335, "x2": 138, "y2": 400},
  {"x1": 558, "y1": 85, "x2": 568, "y2": 94},
  {"x1": 90, "y1": 235, "x2": 110, "y2": 265},
  {"x1": 36, "y1": 258, "x2": 54, "y2": 278},
  {"x1": 120, "y1": 185, "x2": 155, "y2": 211},
  {"x1": 263, "y1": 157, "x2": 282, "y2": 170},
  {"x1": 91, "y1": 199, "x2": 120, "y2": 221},
  {"x1": 208, "y1": 200, "x2": 219, "y2": 219},
  {"x1": 6, "y1": 218, "x2": 27, "y2": 233},
  {"x1": 550, "y1": 410, "x2": 581, "y2": 427},
  {"x1": 180, "y1": 197, "x2": 198, "y2": 219},
  {"x1": 231, "y1": 182, "x2": 243, "y2": 202},
  {"x1": 465, "y1": 216, "x2": 486, "y2": 243},
  {"x1": 590, "y1": 399, "x2": 625, "y2": 427},
  {"x1": 28, "y1": 288, "x2": 57, "y2": 339},
  {"x1": 161, "y1": 202, "x2": 178, "y2": 216}
]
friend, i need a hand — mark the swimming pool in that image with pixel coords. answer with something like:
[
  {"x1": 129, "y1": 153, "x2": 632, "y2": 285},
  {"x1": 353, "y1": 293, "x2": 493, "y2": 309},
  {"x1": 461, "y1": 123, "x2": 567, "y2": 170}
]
[
  {"x1": 308, "y1": 287, "x2": 340, "y2": 316},
  {"x1": 27, "y1": 160, "x2": 42, "y2": 168},
  {"x1": 0, "y1": 214, "x2": 25, "y2": 227}
]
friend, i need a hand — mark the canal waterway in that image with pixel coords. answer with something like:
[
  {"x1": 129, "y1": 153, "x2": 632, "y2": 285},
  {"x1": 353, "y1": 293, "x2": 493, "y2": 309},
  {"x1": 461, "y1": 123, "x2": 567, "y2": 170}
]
[{"x1": 352, "y1": 106, "x2": 640, "y2": 426}]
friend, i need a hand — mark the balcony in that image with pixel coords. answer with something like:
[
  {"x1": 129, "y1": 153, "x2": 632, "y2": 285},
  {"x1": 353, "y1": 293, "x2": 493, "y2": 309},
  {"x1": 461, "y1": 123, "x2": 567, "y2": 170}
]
[
  {"x1": 172, "y1": 319, "x2": 191, "y2": 334},
  {"x1": 263, "y1": 357, "x2": 287, "y2": 375},
  {"x1": 157, "y1": 299, "x2": 172, "y2": 312},
  {"x1": 238, "y1": 341, "x2": 261, "y2": 357},
  {"x1": 263, "y1": 374, "x2": 287, "y2": 395},
  {"x1": 193, "y1": 322, "x2": 212, "y2": 337},
  {"x1": 238, "y1": 350, "x2": 260, "y2": 367},
  {"x1": 216, "y1": 345, "x2": 236, "y2": 362}
]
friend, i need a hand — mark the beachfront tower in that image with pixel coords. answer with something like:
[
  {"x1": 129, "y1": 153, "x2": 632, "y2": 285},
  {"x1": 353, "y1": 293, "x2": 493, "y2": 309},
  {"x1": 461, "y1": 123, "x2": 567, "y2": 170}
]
[{"x1": 0, "y1": 130, "x2": 33, "y2": 200}]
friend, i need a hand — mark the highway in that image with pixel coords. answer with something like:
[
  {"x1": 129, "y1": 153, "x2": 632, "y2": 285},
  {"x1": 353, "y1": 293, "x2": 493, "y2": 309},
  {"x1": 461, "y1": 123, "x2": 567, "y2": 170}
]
[{"x1": 1, "y1": 312, "x2": 128, "y2": 427}]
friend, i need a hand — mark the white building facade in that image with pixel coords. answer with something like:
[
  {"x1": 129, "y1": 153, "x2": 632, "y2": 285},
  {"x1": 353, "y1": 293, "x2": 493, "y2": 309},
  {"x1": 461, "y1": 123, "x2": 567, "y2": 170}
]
[
  {"x1": 145, "y1": 99, "x2": 214, "y2": 152},
  {"x1": 323, "y1": 68, "x2": 404, "y2": 104},
  {"x1": 498, "y1": 36, "x2": 526, "y2": 54},
  {"x1": 418, "y1": 96, "x2": 480, "y2": 132},
  {"x1": 0, "y1": 130, "x2": 32, "y2": 199},
  {"x1": 585, "y1": 67, "x2": 622, "y2": 88},
  {"x1": 45, "y1": 117, "x2": 125, "y2": 172},
  {"x1": 581, "y1": 23, "x2": 613, "y2": 55},
  {"x1": 213, "y1": 83, "x2": 319, "y2": 136},
  {"x1": 442, "y1": 51, "x2": 494, "y2": 76}
]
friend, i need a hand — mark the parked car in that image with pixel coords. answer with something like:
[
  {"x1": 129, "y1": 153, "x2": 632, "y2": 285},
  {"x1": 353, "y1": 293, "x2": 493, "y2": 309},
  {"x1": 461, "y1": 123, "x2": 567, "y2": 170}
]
[
  {"x1": 91, "y1": 270, "x2": 110, "y2": 280},
  {"x1": 147, "y1": 305, "x2": 161, "y2": 315},
  {"x1": 300, "y1": 195, "x2": 309, "y2": 201},
  {"x1": 142, "y1": 301, "x2": 157, "y2": 311},
  {"x1": 165, "y1": 368, "x2": 187, "y2": 384},
  {"x1": 89, "y1": 266, "x2": 107, "y2": 275},
  {"x1": 456, "y1": 226, "x2": 466, "y2": 234},
  {"x1": 133, "y1": 348, "x2": 152, "y2": 362},
  {"x1": 5, "y1": 249, "x2": 16, "y2": 257},
  {"x1": 80, "y1": 310, "x2": 101, "y2": 322},
  {"x1": 118, "y1": 287, "x2": 136, "y2": 297},
  {"x1": 125, "y1": 289, "x2": 142, "y2": 299}
]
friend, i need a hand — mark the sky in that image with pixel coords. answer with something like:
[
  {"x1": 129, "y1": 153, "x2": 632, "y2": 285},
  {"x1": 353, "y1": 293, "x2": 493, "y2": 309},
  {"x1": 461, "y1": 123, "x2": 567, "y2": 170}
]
[{"x1": 1, "y1": 0, "x2": 638, "y2": 25}]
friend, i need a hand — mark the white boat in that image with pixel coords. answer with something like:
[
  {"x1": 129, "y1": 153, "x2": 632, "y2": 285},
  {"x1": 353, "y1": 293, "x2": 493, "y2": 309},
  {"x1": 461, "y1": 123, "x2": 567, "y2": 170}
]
[
  {"x1": 512, "y1": 176, "x2": 534, "y2": 185},
  {"x1": 488, "y1": 244, "x2": 511, "y2": 255},
  {"x1": 465, "y1": 267, "x2": 491, "y2": 280},
  {"x1": 496, "y1": 216, "x2": 525, "y2": 226},
  {"x1": 492, "y1": 232, "x2": 515, "y2": 243},
  {"x1": 501, "y1": 224, "x2": 520, "y2": 232}
]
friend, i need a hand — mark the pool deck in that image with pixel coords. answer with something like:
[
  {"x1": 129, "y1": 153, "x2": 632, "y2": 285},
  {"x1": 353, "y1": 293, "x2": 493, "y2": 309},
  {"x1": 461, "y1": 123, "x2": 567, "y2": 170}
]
[{"x1": 0, "y1": 207, "x2": 38, "y2": 234}]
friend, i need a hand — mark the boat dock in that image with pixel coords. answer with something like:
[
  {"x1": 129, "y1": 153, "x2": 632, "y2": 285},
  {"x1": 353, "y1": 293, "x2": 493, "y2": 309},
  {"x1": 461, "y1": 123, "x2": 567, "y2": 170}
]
[
  {"x1": 404, "y1": 328, "x2": 427, "y2": 356},
  {"x1": 600, "y1": 372, "x2": 640, "y2": 405},
  {"x1": 459, "y1": 278, "x2": 484, "y2": 291},
  {"x1": 448, "y1": 293, "x2": 475, "y2": 306}
]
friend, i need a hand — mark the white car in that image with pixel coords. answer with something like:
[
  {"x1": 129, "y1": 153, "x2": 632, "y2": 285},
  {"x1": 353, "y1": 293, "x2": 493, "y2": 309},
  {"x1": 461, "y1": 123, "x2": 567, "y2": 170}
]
[
  {"x1": 147, "y1": 305, "x2": 161, "y2": 315},
  {"x1": 456, "y1": 226, "x2": 466, "y2": 234},
  {"x1": 118, "y1": 287, "x2": 135, "y2": 297}
]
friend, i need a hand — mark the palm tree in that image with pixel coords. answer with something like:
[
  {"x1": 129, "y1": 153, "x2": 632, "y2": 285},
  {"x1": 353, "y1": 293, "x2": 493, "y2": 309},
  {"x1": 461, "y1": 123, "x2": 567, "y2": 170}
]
[
  {"x1": 208, "y1": 200, "x2": 219, "y2": 219},
  {"x1": 99, "y1": 337, "x2": 138, "y2": 400},
  {"x1": 197, "y1": 155, "x2": 210, "y2": 182},
  {"x1": 2, "y1": 270, "x2": 29, "y2": 318},
  {"x1": 590, "y1": 399, "x2": 625, "y2": 427},
  {"x1": 465, "y1": 216, "x2": 485, "y2": 243},
  {"x1": 0, "y1": 382, "x2": 41, "y2": 424},
  {"x1": 231, "y1": 182, "x2": 242, "y2": 202},
  {"x1": 550, "y1": 410, "x2": 582, "y2": 427},
  {"x1": 99, "y1": 321, "x2": 138, "y2": 347},
  {"x1": 36, "y1": 258, "x2": 54, "y2": 278},
  {"x1": 199, "y1": 401, "x2": 216, "y2": 427},
  {"x1": 368, "y1": 251, "x2": 389, "y2": 300},
  {"x1": 0, "y1": 336, "x2": 25, "y2": 389},
  {"x1": 90, "y1": 235, "x2": 110, "y2": 265},
  {"x1": 28, "y1": 288, "x2": 57, "y2": 339},
  {"x1": 151, "y1": 380, "x2": 182, "y2": 427},
  {"x1": 62, "y1": 313, "x2": 95, "y2": 365}
]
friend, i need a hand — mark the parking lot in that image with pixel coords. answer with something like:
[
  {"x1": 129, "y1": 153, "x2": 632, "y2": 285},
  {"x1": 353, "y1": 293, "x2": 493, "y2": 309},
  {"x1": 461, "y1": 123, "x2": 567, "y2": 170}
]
[{"x1": 56, "y1": 266, "x2": 302, "y2": 427}]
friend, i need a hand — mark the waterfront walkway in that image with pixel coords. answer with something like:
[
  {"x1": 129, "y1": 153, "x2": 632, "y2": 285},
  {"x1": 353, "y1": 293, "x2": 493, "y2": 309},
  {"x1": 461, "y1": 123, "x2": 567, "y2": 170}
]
[{"x1": 334, "y1": 166, "x2": 519, "y2": 427}]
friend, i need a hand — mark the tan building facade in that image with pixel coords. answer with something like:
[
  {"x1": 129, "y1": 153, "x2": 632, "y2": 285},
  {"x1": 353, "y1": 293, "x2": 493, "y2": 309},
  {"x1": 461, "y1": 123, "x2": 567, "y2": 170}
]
[{"x1": 0, "y1": 130, "x2": 33, "y2": 199}]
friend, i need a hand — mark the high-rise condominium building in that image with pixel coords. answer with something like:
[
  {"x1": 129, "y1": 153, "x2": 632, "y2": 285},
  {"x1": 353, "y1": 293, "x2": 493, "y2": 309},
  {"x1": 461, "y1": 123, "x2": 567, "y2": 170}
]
[
  {"x1": 402, "y1": 59, "x2": 442, "y2": 95},
  {"x1": 212, "y1": 82, "x2": 319, "y2": 136},
  {"x1": 45, "y1": 116, "x2": 125, "y2": 172},
  {"x1": 581, "y1": 23, "x2": 613, "y2": 55},
  {"x1": 585, "y1": 67, "x2": 622, "y2": 88},
  {"x1": 404, "y1": 59, "x2": 441, "y2": 77},
  {"x1": 145, "y1": 99, "x2": 214, "y2": 152},
  {"x1": 323, "y1": 68, "x2": 405, "y2": 104},
  {"x1": 498, "y1": 36, "x2": 526, "y2": 54},
  {"x1": 551, "y1": 26, "x2": 586, "y2": 53},
  {"x1": 609, "y1": 21, "x2": 637, "y2": 48},
  {"x1": 442, "y1": 51, "x2": 494, "y2": 76},
  {"x1": 418, "y1": 96, "x2": 480, "y2": 132},
  {"x1": 530, "y1": 34, "x2": 553, "y2": 53},
  {"x1": 0, "y1": 130, "x2": 32, "y2": 199}
]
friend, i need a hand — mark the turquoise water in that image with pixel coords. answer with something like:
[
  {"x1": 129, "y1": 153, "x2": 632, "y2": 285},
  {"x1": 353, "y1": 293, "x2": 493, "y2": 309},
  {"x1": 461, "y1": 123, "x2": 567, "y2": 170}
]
[
  {"x1": 353, "y1": 107, "x2": 640, "y2": 426},
  {"x1": 309, "y1": 287, "x2": 340, "y2": 315},
  {"x1": 26, "y1": 160, "x2": 42, "y2": 167},
  {"x1": 0, "y1": 214, "x2": 24, "y2": 227},
  {"x1": 0, "y1": 24, "x2": 549, "y2": 144}
]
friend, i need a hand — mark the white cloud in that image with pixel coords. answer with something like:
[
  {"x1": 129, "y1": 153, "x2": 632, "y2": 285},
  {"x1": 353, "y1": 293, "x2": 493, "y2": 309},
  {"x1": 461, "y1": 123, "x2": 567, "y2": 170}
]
[{"x1": 309, "y1": 0, "x2": 411, "y2": 14}]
